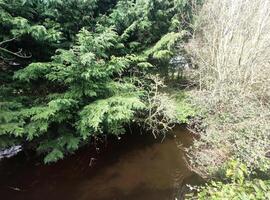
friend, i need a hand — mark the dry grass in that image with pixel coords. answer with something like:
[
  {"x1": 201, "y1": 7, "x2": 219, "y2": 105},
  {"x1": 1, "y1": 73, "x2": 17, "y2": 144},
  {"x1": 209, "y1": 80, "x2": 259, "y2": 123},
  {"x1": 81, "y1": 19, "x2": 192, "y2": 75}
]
[{"x1": 185, "y1": 0, "x2": 270, "y2": 177}]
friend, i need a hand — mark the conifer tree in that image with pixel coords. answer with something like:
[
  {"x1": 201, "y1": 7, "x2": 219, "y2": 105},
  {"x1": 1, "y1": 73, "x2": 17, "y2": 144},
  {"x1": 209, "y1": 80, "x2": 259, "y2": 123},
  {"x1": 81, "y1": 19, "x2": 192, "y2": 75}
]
[{"x1": 0, "y1": 0, "x2": 198, "y2": 162}]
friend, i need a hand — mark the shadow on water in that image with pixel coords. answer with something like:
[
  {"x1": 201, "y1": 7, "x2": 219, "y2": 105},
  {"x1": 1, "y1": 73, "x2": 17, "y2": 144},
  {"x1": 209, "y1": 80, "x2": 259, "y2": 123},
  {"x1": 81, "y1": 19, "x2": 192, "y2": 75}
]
[{"x1": 0, "y1": 126, "x2": 203, "y2": 200}]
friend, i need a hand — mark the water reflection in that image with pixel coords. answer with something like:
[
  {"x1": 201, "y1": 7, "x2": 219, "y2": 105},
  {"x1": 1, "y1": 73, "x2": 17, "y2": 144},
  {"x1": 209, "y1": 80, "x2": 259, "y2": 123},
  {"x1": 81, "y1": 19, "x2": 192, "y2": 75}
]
[{"x1": 0, "y1": 126, "x2": 200, "y2": 200}]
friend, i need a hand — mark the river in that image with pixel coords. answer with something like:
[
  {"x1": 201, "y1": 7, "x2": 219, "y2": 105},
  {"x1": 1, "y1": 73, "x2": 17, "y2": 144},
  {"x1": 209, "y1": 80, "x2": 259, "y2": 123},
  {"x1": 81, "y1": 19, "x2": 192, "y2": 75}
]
[{"x1": 0, "y1": 126, "x2": 202, "y2": 200}]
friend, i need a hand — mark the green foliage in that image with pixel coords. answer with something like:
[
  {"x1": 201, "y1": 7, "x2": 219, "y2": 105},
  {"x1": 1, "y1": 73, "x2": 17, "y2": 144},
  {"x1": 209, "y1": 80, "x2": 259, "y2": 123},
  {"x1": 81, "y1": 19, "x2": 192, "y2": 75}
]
[
  {"x1": 79, "y1": 95, "x2": 145, "y2": 137},
  {"x1": 44, "y1": 0, "x2": 100, "y2": 41},
  {"x1": 162, "y1": 89, "x2": 198, "y2": 123},
  {"x1": 187, "y1": 160, "x2": 270, "y2": 200},
  {"x1": 146, "y1": 32, "x2": 187, "y2": 56},
  {"x1": 173, "y1": 92, "x2": 197, "y2": 123},
  {"x1": 0, "y1": 0, "x2": 63, "y2": 59},
  {"x1": 0, "y1": 0, "x2": 198, "y2": 163},
  {"x1": 0, "y1": 0, "x2": 115, "y2": 60},
  {"x1": 8, "y1": 26, "x2": 147, "y2": 162}
]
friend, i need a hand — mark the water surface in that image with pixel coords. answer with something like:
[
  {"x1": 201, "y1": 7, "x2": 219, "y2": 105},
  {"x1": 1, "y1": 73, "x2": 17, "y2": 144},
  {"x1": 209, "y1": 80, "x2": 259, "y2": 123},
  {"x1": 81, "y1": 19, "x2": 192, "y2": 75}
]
[{"x1": 0, "y1": 126, "x2": 200, "y2": 200}]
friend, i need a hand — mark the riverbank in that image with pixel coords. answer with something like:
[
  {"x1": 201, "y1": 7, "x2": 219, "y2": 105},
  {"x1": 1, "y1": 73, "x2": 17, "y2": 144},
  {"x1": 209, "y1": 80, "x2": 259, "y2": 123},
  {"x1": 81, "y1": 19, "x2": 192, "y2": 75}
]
[{"x1": 177, "y1": 0, "x2": 270, "y2": 198}]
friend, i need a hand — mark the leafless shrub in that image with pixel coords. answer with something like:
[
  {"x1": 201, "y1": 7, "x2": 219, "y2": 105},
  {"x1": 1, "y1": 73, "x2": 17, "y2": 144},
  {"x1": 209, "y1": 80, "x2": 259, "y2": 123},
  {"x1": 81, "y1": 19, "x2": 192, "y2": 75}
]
[
  {"x1": 185, "y1": 0, "x2": 270, "y2": 177},
  {"x1": 137, "y1": 75, "x2": 177, "y2": 138}
]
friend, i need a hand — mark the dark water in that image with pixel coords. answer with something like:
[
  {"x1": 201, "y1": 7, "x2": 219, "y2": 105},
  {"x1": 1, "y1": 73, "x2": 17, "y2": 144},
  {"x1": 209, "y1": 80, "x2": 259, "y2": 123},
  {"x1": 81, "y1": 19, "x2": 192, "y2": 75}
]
[{"x1": 0, "y1": 126, "x2": 201, "y2": 200}]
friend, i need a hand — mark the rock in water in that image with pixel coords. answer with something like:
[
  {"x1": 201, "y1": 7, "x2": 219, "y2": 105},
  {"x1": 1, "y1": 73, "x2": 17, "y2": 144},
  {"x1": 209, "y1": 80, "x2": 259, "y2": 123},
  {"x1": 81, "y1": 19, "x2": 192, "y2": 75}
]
[{"x1": 0, "y1": 145, "x2": 22, "y2": 160}]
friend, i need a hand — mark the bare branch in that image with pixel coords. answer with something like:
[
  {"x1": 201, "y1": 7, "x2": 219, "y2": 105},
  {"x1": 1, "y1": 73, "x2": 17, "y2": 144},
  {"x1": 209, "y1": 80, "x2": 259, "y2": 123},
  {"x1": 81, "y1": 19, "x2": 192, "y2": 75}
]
[
  {"x1": 0, "y1": 47, "x2": 32, "y2": 59},
  {"x1": 0, "y1": 38, "x2": 16, "y2": 46}
]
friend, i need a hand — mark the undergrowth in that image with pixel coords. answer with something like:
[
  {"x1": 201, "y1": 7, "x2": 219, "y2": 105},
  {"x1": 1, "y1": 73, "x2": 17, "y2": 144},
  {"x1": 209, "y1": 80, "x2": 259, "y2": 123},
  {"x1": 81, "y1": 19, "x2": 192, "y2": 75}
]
[
  {"x1": 185, "y1": 0, "x2": 270, "y2": 178},
  {"x1": 187, "y1": 160, "x2": 270, "y2": 200}
]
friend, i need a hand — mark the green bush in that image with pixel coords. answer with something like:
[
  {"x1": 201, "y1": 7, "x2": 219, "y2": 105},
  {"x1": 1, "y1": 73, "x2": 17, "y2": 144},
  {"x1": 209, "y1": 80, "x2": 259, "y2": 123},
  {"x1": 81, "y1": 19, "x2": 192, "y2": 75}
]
[{"x1": 187, "y1": 160, "x2": 270, "y2": 200}]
